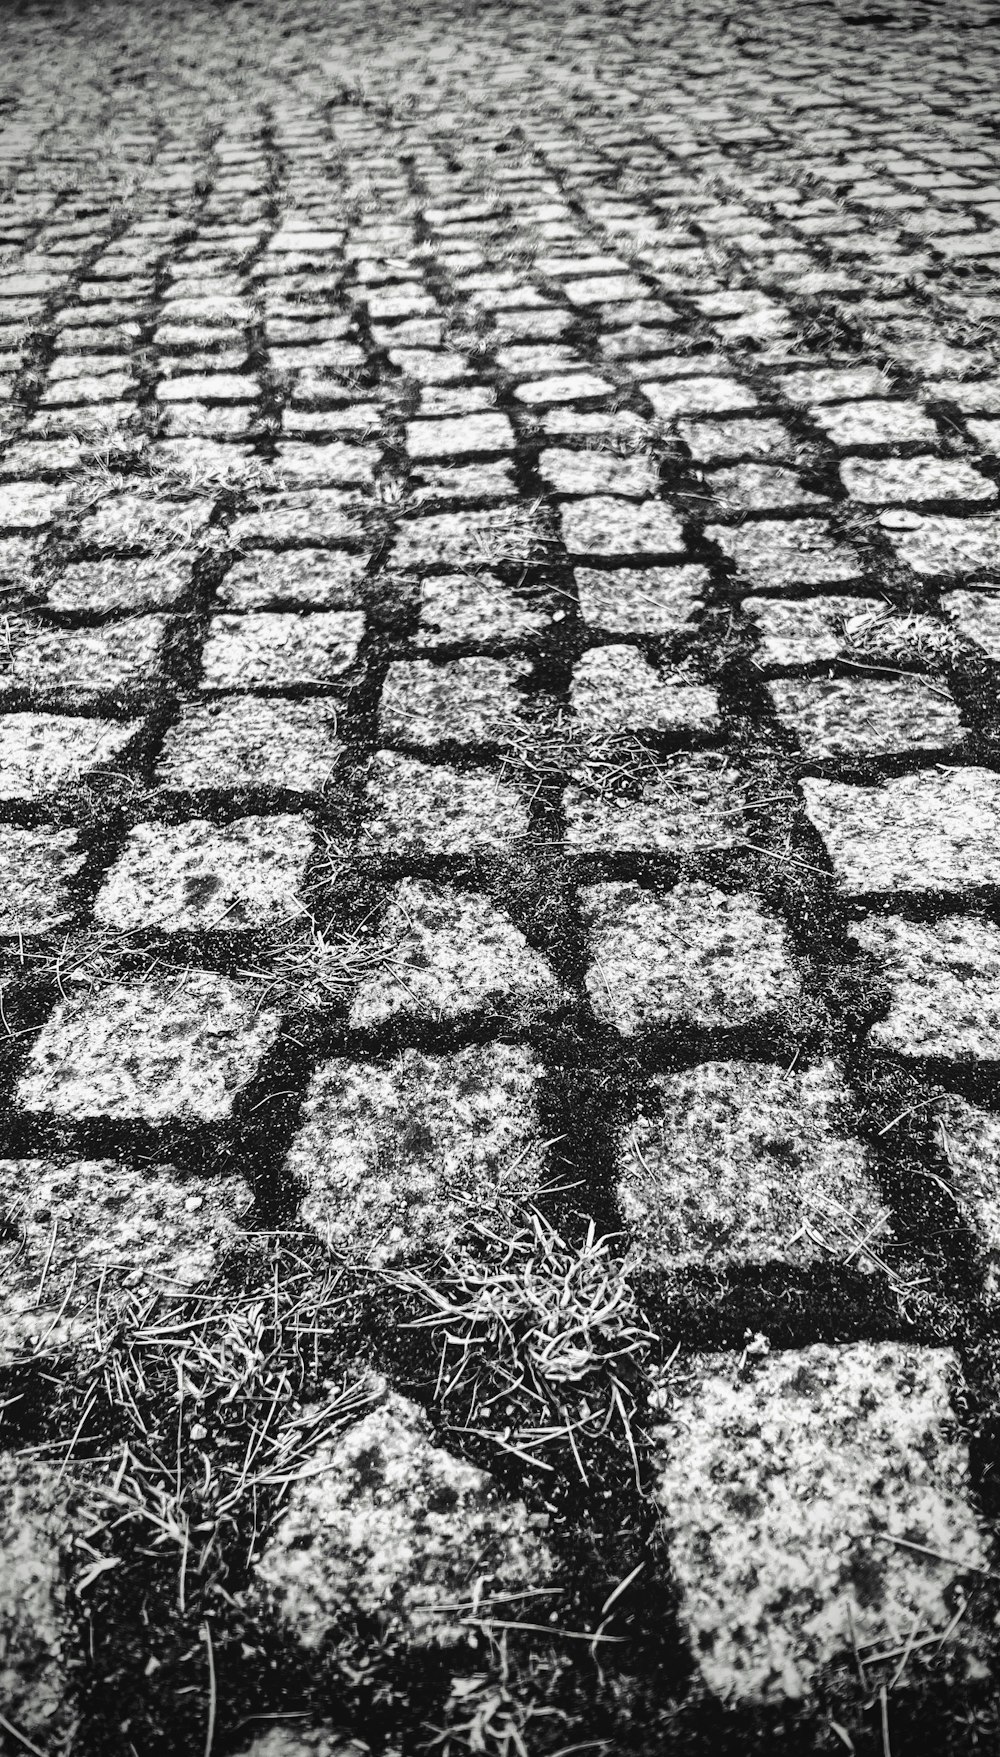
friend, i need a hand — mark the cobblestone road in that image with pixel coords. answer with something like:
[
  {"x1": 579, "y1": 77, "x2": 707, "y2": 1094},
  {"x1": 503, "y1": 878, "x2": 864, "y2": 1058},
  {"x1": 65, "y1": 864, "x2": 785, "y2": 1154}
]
[{"x1": 4, "y1": 1, "x2": 1000, "y2": 1752}]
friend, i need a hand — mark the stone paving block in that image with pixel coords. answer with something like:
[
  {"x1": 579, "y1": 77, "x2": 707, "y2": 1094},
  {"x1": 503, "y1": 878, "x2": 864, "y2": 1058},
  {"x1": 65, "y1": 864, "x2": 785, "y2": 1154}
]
[
  {"x1": 157, "y1": 372, "x2": 258, "y2": 403},
  {"x1": 944, "y1": 587, "x2": 1000, "y2": 655},
  {"x1": 678, "y1": 417, "x2": 797, "y2": 464},
  {"x1": 0, "y1": 1157, "x2": 253, "y2": 1355},
  {"x1": 744, "y1": 593, "x2": 954, "y2": 667},
  {"x1": 803, "y1": 768, "x2": 1000, "y2": 894},
  {"x1": 513, "y1": 371, "x2": 615, "y2": 405},
  {"x1": 580, "y1": 880, "x2": 800, "y2": 1034},
  {"x1": 0, "y1": 825, "x2": 83, "y2": 934},
  {"x1": 362, "y1": 751, "x2": 528, "y2": 854},
  {"x1": 379, "y1": 655, "x2": 530, "y2": 746},
  {"x1": 708, "y1": 464, "x2": 828, "y2": 514},
  {"x1": 620, "y1": 1059, "x2": 889, "y2": 1272},
  {"x1": 411, "y1": 460, "x2": 518, "y2": 507},
  {"x1": 840, "y1": 456, "x2": 995, "y2": 505},
  {"x1": 852, "y1": 912, "x2": 1000, "y2": 1058},
  {"x1": 406, "y1": 413, "x2": 515, "y2": 459},
  {"x1": 810, "y1": 400, "x2": 940, "y2": 448},
  {"x1": 17, "y1": 971, "x2": 281, "y2": 1124},
  {"x1": 571, "y1": 646, "x2": 719, "y2": 737},
  {"x1": 565, "y1": 751, "x2": 746, "y2": 853},
  {"x1": 769, "y1": 675, "x2": 965, "y2": 758},
  {"x1": 560, "y1": 495, "x2": 686, "y2": 558},
  {"x1": 936, "y1": 1096, "x2": 1000, "y2": 1302},
  {"x1": 349, "y1": 878, "x2": 563, "y2": 1028},
  {"x1": 644, "y1": 377, "x2": 758, "y2": 419},
  {"x1": 199, "y1": 612, "x2": 364, "y2": 690},
  {"x1": 76, "y1": 492, "x2": 213, "y2": 550},
  {"x1": 45, "y1": 557, "x2": 190, "y2": 614},
  {"x1": 391, "y1": 504, "x2": 552, "y2": 569},
  {"x1": 416, "y1": 571, "x2": 551, "y2": 644},
  {"x1": 219, "y1": 549, "x2": 368, "y2": 611},
  {"x1": 778, "y1": 365, "x2": 891, "y2": 404},
  {"x1": 257, "y1": 1386, "x2": 553, "y2": 1649},
  {"x1": 889, "y1": 513, "x2": 1000, "y2": 578},
  {"x1": 707, "y1": 519, "x2": 862, "y2": 590},
  {"x1": 652, "y1": 1343, "x2": 989, "y2": 1702},
  {"x1": 0, "y1": 1457, "x2": 79, "y2": 1741},
  {"x1": 539, "y1": 448, "x2": 659, "y2": 498},
  {"x1": 157, "y1": 697, "x2": 342, "y2": 792},
  {"x1": 274, "y1": 442, "x2": 378, "y2": 487},
  {"x1": 229, "y1": 492, "x2": 367, "y2": 548},
  {"x1": 0, "y1": 618, "x2": 167, "y2": 700},
  {"x1": 94, "y1": 814, "x2": 314, "y2": 932},
  {"x1": 575, "y1": 564, "x2": 706, "y2": 635},
  {"x1": 288, "y1": 1042, "x2": 545, "y2": 1263},
  {"x1": 0, "y1": 713, "x2": 140, "y2": 799},
  {"x1": 0, "y1": 482, "x2": 68, "y2": 530}
]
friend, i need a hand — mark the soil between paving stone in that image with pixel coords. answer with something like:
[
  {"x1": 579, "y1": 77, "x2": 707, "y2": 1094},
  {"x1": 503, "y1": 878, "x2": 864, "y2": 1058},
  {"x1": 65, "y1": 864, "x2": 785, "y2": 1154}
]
[{"x1": 4, "y1": 0, "x2": 1000, "y2": 1753}]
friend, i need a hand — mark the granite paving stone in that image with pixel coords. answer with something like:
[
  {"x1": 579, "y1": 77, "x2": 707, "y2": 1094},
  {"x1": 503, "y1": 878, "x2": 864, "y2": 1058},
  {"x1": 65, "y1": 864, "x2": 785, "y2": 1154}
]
[
  {"x1": 156, "y1": 697, "x2": 342, "y2": 791},
  {"x1": 0, "y1": 825, "x2": 84, "y2": 934},
  {"x1": 571, "y1": 646, "x2": 719, "y2": 737},
  {"x1": 94, "y1": 814, "x2": 314, "y2": 931},
  {"x1": 218, "y1": 550, "x2": 369, "y2": 611},
  {"x1": 575, "y1": 564, "x2": 707, "y2": 634},
  {"x1": 199, "y1": 612, "x2": 364, "y2": 690},
  {"x1": 0, "y1": 618, "x2": 168, "y2": 700},
  {"x1": 851, "y1": 912, "x2": 1000, "y2": 1058},
  {"x1": 379, "y1": 656, "x2": 531, "y2": 746},
  {"x1": 943, "y1": 586, "x2": 1000, "y2": 655},
  {"x1": 361, "y1": 751, "x2": 529, "y2": 853},
  {"x1": 768, "y1": 674, "x2": 965, "y2": 758},
  {"x1": 802, "y1": 767, "x2": 1000, "y2": 893},
  {"x1": 560, "y1": 495, "x2": 686, "y2": 558}
]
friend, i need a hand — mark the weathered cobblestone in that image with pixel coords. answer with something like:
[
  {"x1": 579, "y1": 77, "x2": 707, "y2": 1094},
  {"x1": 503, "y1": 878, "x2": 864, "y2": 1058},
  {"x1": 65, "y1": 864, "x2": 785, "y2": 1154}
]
[
  {"x1": 0, "y1": 712, "x2": 142, "y2": 797},
  {"x1": 852, "y1": 912, "x2": 1000, "y2": 1058},
  {"x1": 571, "y1": 647, "x2": 719, "y2": 737},
  {"x1": 769, "y1": 675, "x2": 965, "y2": 758},
  {"x1": 94, "y1": 815, "x2": 314, "y2": 931},
  {"x1": 803, "y1": 767, "x2": 1000, "y2": 893},
  {"x1": 361, "y1": 751, "x2": 528, "y2": 852}
]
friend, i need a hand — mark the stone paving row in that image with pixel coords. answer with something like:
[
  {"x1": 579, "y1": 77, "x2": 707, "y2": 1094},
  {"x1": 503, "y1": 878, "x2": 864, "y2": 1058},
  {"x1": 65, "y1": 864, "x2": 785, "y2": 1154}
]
[{"x1": 3, "y1": 0, "x2": 1000, "y2": 1752}]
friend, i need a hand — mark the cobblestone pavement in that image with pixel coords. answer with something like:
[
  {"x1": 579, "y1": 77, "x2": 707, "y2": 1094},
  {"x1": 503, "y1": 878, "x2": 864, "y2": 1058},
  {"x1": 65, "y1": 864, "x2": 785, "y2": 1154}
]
[{"x1": 4, "y1": 0, "x2": 1000, "y2": 1751}]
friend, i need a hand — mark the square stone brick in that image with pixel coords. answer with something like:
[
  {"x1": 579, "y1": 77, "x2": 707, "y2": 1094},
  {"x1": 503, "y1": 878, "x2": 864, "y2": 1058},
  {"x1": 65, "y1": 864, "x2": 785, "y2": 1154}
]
[
  {"x1": 565, "y1": 751, "x2": 746, "y2": 853},
  {"x1": 513, "y1": 372, "x2": 615, "y2": 406},
  {"x1": 841, "y1": 456, "x2": 995, "y2": 505},
  {"x1": 18, "y1": 970, "x2": 281, "y2": 1123},
  {"x1": 571, "y1": 646, "x2": 719, "y2": 737},
  {"x1": 410, "y1": 460, "x2": 518, "y2": 508},
  {"x1": 539, "y1": 449, "x2": 659, "y2": 498},
  {"x1": 944, "y1": 587, "x2": 1000, "y2": 655},
  {"x1": 708, "y1": 465, "x2": 828, "y2": 515},
  {"x1": 889, "y1": 514, "x2": 1000, "y2": 578},
  {"x1": 157, "y1": 372, "x2": 258, "y2": 404},
  {"x1": 362, "y1": 752, "x2": 529, "y2": 853},
  {"x1": 678, "y1": 418, "x2": 797, "y2": 464},
  {"x1": 417, "y1": 572, "x2": 553, "y2": 644},
  {"x1": 391, "y1": 505, "x2": 552, "y2": 569},
  {"x1": 274, "y1": 442, "x2": 377, "y2": 487},
  {"x1": 93, "y1": 814, "x2": 314, "y2": 932},
  {"x1": 76, "y1": 493, "x2": 213, "y2": 551},
  {"x1": 406, "y1": 414, "x2": 515, "y2": 460},
  {"x1": 379, "y1": 656, "x2": 530, "y2": 746},
  {"x1": 653, "y1": 1343, "x2": 989, "y2": 1703},
  {"x1": 0, "y1": 713, "x2": 141, "y2": 799},
  {"x1": 769, "y1": 675, "x2": 965, "y2": 758},
  {"x1": 0, "y1": 826, "x2": 83, "y2": 934},
  {"x1": 560, "y1": 496, "x2": 686, "y2": 559},
  {"x1": 580, "y1": 880, "x2": 800, "y2": 1034},
  {"x1": 0, "y1": 483, "x2": 68, "y2": 531},
  {"x1": 0, "y1": 1157, "x2": 252, "y2": 1356},
  {"x1": 778, "y1": 365, "x2": 891, "y2": 404},
  {"x1": 575, "y1": 565, "x2": 706, "y2": 635},
  {"x1": 644, "y1": 377, "x2": 758, "y2": 420},
  {"x1": 287, "y1": 1043, "x2": 545, "y2": 1264},
  {"x1": 157, "y1": 697, "x2": 342, "y2": 791},
  {"x1": 219, "y1": 550, "x2": 368, "y2": 612},
  {"x1": 0, "y1": 1457, "x2": 78, "y2": 1742},
  {"x1": 199, "y1": 612, "x2": 364, "y2": 690},
  {"x1": 744, "y1": 593, "x2": 955, "y2": 667},
  {"x1": 229, "y1": 492, "x2": 367, "y2": 549},
  {"x1": 852, "y1": 911, "x2": 1000, "y2": 1058},
  {"x1": 810, "y1": 400, "x2": 939, "y2": 448},
  {"x1": 45, "y1": 558, "x2": 189, "y2": 615},
  {"x1": 804, "y1": 767, "x2": 1000, "y2": 894},
  {"x1": 621, "y1": 1059, "x2": 891, "y2": 1272},
  {"x1": 0, "y1": 619, "x2": 167, "y2": 701},
  {"x1": 708, "y1": 519, "x2": 862, "y2": 590},
  {"x1": 349, "y1": 878, "x2": 563, "y2": 1028}
]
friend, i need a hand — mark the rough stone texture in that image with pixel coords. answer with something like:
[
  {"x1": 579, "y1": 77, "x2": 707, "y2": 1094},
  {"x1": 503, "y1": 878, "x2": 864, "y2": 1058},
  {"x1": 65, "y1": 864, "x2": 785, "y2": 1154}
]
[
  {"x1": 417, "y1": 571, "x2": 553, "y2": 643},
  {"x1": 889, "y1": 513, "x2": 1000, "y2": 578},
  {"x1": 571, "y1": 646, "x2": 719, "y2": 736},
  {"x1": 580, "y1": 880, "x2": 801, "y2": 1033},
  {"x1": 620, "y1": 1060, "x2": 891, "y2": 1272},
  {"x1": 744, "y1": 593, "x2": 955, "y2": 667},
  {"x1": 575, "y1": 564, "x2": 706, "y2": 634},
  {"x1": 406, "y1": 413, "x2": 514, "y2": 458},
  {"x1": 93, "y1": 814, "x2": 314, "y2": 931},
  {"x1": 391, "y1": 504, "x2": 551, "y2": 568},
  {"x1": 810, "y1": 400, "x2": 940, "y2": 448},
  {"x1": 708, "y1": 464, "x2": 827, "y2": 514},
  {"x1": 840, "y1": 455, "x2": 996, "y2": 505},
  {"x1": 199, "y1": 611, "x2": 364, "y2": 690},
  {"x1": 0, "y1": 825, "x2": 84, "y2": 933},
  {"x1": 0, "y1": 1457, "x2": 78, "y2": 1739},
  {"x1": 768, "y1": 675, "x2": 965, "y2": 758},
  {"x1": 564, "y1": 751, "x2": 746, "y2": 852},
  {"x1": 643, "y1": 376, "x2": 757, "y2": 417},
  {"x1": 229, "y1": 492, "x2": 366, "y2": 547},
  {"x1": 851, "y1": 912, "x2": 1000, "y2": 1058},
  {"x1": 0, "y1": 1157, "x2": 252, "y2": 1356},
  {"x1": 707, "y1": 520, "x2": 862, "y2": 590},
  {"x1": 653, "y1": 1343, "x2": 989, "y2": 1703},
  {"x1": 944, "y1": 586, "x2": 1000, "y2": 655},
  {"x1": 361, "y1": 751, "x2": 528, "y2": 852},
  {"x1": 288, "y1": 1043, "x2": 545, "y2": 1262},
  {"x1": 802, "y1": 767, "x2": 1000, "y2": 893},
  {"x1": 679, "y1": 417, "x2": 796, "y2": 464},
  {"x1": 540, "y1": 447, "x2": 659, "y2": 498},
  {"x1": 219, "y1": 549, "x2": 368, "y2": 611},
  {"x1": 349, "y1": 878, "x2": 563, "y2": 1027},
  {"x1": 157, "y1": 697, "x2": 342, "y2": 791},
  {"x1": 936, "y1": 1096, "x2": 1000, "y2": 1303},
  {"x1": 0, "y1": 618, "x2": 167, "y2": 699},
  {"x1": 257, "y1": 1386, "x2": 553, "y2": 1648},
  {"x1": 18, "y1": 972, "x2": 281, "y2": 1123},
  {"x1": 46, "y1": 557, "x2": 190, "y2": 614},
  {"x1": 0, "y1": 712, "x2": 141, "y2": 798},
  {"x1": 379, "y1": 656, "x2": 530, "y2": 745},
  {"x1": 76, "y1": 491, "x2": 213, "y2": 549},
  {"x1": 560, "y1": 495, "x2": 686, "y2": 558}
]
